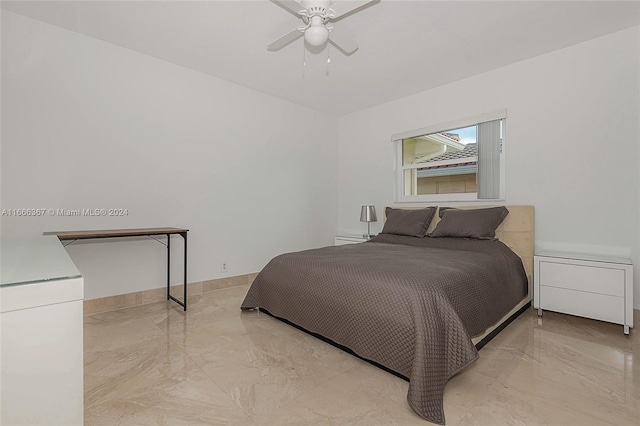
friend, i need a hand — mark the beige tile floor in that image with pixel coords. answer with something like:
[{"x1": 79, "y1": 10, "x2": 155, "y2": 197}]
[{"x1": 84, "y1": 285, "x2": 640, "y2": 425}]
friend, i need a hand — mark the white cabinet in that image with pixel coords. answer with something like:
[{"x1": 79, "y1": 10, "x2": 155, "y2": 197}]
[
  {"x1": 334, "y1": 234, "x2": 368, "y2": 245},
  {"x1": 1, "y1": 236, "x2": 84, "y2": 425},
  {"x1": 534, "y1": 251, "x2": 633, "y2": 334}
]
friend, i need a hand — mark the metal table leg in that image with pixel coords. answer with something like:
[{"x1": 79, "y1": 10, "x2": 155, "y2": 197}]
[{"x1": 167, "y1": 233, "x2": 187, "y2": 311}]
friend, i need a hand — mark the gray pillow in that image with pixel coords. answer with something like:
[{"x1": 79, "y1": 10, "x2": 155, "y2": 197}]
[
  {"x1": 381, "y1": 207, "x2": 437, "y2": 237},
  {"x1": 437, "y1": 206, "x2": 455, "y2": 218},
  {"x1": 429, "y1": 206, "x2": 509, "y2": 239}
]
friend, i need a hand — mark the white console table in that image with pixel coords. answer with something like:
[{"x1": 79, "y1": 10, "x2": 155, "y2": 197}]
[
  {"x1": 0, "y1": 236, "x2": 84, "y2": 425},
  {"x1": 534, "y1": 251, "x2": 633, "y2": 335}
]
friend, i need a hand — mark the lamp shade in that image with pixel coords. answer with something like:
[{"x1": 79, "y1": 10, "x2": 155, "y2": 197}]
[{"x1": 360, "y1": 205, "x2": 377, "y2": 223}]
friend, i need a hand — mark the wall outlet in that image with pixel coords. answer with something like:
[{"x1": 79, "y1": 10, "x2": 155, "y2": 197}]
[{"x1": 220, "y1": 261, "x2": 228, "y2": 273}]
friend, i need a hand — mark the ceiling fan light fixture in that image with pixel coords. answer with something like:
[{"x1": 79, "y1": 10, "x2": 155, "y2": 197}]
[
  {"x1": 304, "y1": 24, "x2": 329, "y2": 46},
  {"x1": 268, "y1": 0, "x2": 375, "y2": 54}
]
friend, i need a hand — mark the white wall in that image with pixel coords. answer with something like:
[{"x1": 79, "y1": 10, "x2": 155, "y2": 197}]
[
  {"x1": 337, "y1": 26, "x2": 640, "y2": 308},
  {"x1": 1, "y1": 12, "x2": 338, "y2": 299}
]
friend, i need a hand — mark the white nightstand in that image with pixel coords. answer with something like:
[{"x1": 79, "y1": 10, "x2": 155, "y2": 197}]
[
  {"x1": 534, "y1": 251, "x2": 633, "y2": 334},
  {"x1": 334, "y1": 234, "x2": 369, "y2": 246}
]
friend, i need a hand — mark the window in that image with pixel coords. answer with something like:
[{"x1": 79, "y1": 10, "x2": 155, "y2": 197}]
[{"x1": 393, "y1": 110, "x2": 506, "y2": 202}]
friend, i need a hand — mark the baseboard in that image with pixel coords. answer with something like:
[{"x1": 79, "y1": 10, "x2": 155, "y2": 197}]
[{"x1": 83, "y1": 272, "x2": 258, "y2": 316}]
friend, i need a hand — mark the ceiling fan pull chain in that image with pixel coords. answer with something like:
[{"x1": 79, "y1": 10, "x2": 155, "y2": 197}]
[
  {"x1": 326, "y1": 43, "x2": 331, "y2": 76},
  {"x1": 302, "y1": 42, "x2": 307, "y2": 79}
]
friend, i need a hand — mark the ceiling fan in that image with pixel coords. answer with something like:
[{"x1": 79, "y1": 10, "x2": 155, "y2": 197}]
[{"x1": 268, "y1": 0, "x2": 378, "y2": 55}]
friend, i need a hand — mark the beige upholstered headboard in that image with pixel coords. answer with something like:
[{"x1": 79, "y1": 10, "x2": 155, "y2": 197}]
[{"x1": 391, "y1": 205, "x2": 535, "y2": 298}]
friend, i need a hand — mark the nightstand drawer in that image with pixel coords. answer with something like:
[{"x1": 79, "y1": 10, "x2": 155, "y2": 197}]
[
  {"x1": 539, "y1": 261, "x2": 624, "y2": 297},
  {"x1": 539, "y1": 285, "x2": 624, "y2": 324}
]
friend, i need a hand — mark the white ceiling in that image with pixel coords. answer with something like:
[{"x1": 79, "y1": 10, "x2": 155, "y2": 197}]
[{"x1": 3, "y1": 0, "x2": 640, "y2": 116}]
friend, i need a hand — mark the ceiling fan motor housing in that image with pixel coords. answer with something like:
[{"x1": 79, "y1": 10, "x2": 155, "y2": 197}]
[
  {"x1": 301, "y1": 0, "x2": 332, "y2": 12},
  {"x1": 299, "y1": 1, "x2": 334, "y2": 25}
]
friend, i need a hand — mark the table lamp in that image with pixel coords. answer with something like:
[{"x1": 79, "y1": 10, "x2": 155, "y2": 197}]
[{"x1": 360, "y1": 205, "x2": 377, "y2": 239}]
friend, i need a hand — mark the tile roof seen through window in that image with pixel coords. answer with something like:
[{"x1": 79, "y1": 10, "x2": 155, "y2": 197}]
[
  {"x1": 420, "y1": 143, "x2": 477, "y2": 163},
  {"x1": 440, "y1": 132, "x2": 461, "y2": 142}
]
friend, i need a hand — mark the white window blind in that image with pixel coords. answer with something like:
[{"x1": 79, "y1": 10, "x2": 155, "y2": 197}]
[{"x1": 477, "y1": 119, "x2": 501, "y2": 199}]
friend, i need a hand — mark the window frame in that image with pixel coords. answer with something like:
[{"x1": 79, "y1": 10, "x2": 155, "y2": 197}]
[{"x1": 392, "y1": 110, "x2": 507, "y2": 203}]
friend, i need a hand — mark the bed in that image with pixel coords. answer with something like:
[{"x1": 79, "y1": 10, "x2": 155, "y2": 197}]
[{"x1": 241, "y1": 205, "x2": 534, "y2": 424}]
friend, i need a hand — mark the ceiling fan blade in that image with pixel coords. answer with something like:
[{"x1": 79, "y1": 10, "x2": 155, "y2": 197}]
[
  {"x1": 271, "y1": 0, "x2": 306, "y2": 16},
  {"x1": 267, "y1": 28, "x2": 304, "y2": 51},
  {"x1": 329, "y1": 28, "x2": 359, "y2": 55},
  {"x1": 330, "y1": 0, "x2": 379, "y2": 19}
]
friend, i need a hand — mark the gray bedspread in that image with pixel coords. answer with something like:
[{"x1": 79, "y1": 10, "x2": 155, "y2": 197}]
[{"x1": 240, "y1": 235, "x2": 528, "y2": 424}]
